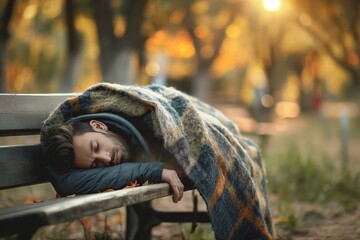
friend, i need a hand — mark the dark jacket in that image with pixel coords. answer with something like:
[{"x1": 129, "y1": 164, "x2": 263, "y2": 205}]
[{"x1": 49, "y1": 162, "x2": 164, "y2": 196}]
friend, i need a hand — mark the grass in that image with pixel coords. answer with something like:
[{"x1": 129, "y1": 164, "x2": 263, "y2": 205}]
[
  {"x1": 265, "y1": 146, "x2": 360, "y2": 233},
  {"x1": 263, "y1": 113, "x2": 360, "y2": 233},
  {"x1": 267, "y1": 146, "x2": 360, "y2": 207}
]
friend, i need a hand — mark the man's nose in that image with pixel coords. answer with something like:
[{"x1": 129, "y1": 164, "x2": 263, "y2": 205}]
[{"x1": 95, "y1": 152, "x2": 111, "y2": 166}]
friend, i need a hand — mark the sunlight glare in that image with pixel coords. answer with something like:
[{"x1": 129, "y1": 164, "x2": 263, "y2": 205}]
[{"x1": 263, "y1": 0, "x2": 281, "y2": 12}]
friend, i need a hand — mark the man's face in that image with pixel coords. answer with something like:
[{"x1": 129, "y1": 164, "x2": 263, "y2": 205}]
[{"x1": 73, "y1": 120, "x2": 131, "y2": 169}]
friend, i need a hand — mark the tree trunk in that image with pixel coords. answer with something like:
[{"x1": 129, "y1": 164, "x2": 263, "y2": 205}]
[
  {"x1": 93, "y1": 0, "x2": 148, "y2": 84},
  {"x1": 123, "y1": 0, "x2": 148, "y2": 82},
  {"x1": 0, "y1": 0, "x2": 15, "y2": 92},
  {"x1": 61, "y1": 0, "x2": 81, "y2": 92},
  {"x1": 93, "y1": 0, "x2": 117, "y2": 83},
  {"x1": 106, "y1": 48, "x2": 138, "y2": 84},
  {"x1": 192, "y1": 62, "x2": 212, "y2": 101},
  {"x1": 0, "y1": 42, "x2": 5, "y2": 93}
]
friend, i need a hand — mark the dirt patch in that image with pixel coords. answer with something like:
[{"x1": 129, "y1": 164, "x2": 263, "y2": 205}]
[{"x1": 272, "y1": 200, "x2": 360, "y2": 240}]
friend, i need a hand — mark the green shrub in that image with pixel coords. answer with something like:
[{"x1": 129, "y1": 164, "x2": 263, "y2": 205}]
[{"x1": 267, "y1": 146, "x2": 360, "y2": 208}]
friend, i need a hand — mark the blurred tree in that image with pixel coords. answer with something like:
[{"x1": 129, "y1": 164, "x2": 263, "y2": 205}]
[
  {"x1": 183, "y1": 0, "x2": 243, "y2": 100},
  {"x1": 3, "y1": 0, "x2": 66, "y2": 92},
  {"x1": 143, "y1": 1, "x2": 195, "y2": 90},
  {"x1": 93, "y1": 0, "x2": 148, "y2": 84},
  {"x1": 0, "y1": 0, "x2": 15, "y2": 92},
  {"x1": 232, "y1": 2, "x2": 287, "y2": 120},
  {"x1": 144, "y1": 0, "x2": 247, "y2": 100},
  {"x1": 61, "y1": 0, "x2": 81, "y2": 92},
  {"x1": 294, "y1": 0, "x2": 360, "y2": 88}
]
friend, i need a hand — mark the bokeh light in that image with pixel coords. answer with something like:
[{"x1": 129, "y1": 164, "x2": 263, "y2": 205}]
[
  {"x1": 263, "y1": 0, "x2": 281, "y2": 12},
  {"x1": 145, "y1": 60, "x2": 160, "y2": 77}
]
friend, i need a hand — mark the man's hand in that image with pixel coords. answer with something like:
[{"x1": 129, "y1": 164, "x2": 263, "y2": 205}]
[{"x1": 161, "y1": 169, "x2": 184, "y2": 203}]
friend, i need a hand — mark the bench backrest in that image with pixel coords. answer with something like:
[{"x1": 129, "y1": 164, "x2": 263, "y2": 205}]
[{"x1": 0, "y1": 93, "x2": 77, "y2": 190}]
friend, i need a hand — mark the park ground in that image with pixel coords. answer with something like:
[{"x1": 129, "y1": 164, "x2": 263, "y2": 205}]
[{"x1": 0, "y1": 103, "x2": 359, "y2": 239}]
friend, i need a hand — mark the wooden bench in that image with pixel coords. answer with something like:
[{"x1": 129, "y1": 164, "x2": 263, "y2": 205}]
[{"x1": 0, "y1": 93, "x2": 209, "y2": 239}]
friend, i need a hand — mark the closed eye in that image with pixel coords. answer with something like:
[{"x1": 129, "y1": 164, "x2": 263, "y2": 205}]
[
  {"x1": 90, "y1": 140, "x2": 99, "y2": 168},
  {"x1": 94, "y1": 141, "x2": 99, "y2": 152}
]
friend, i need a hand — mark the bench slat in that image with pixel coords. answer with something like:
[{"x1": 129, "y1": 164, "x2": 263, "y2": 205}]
[
  {"x1": 0, "y1": 93, "x2": 76, "y2": 112},
  {"x1": 0, "y1": 113, "x2": 48, "y2": 136},
  {"x1": 0, "y1": 94, "x2": 77, "y2": 136},
  {"x1": 0, "y1": 144, "x2": 47, "y2": 189},
  {"x1": 0, "y1": 183, "x2": 171, "y2": 237}
]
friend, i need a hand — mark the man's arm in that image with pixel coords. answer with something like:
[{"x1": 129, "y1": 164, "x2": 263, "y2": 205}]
[
  {"x1": 49, "y1": 162, "x2": 163, "y2": 196},
  {"x1": 48, "y1": 162, "x2": 183, "y2": 203}
]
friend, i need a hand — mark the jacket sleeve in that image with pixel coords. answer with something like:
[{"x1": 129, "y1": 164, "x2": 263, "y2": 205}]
[{"x1": 48, "y1": 162, "x2": 164, "y2": 196}]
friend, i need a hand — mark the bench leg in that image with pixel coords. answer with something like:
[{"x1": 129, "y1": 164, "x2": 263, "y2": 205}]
[
  {"x1": 16, "y1": 227, "x2": 38, "y2": 240},
  {"x1": 126, "y1": 205, "x2": 139, "y2": 240},
  {"x1": 126, "y1": 202, "x2": 161, "y2": 240},
  {"x1": 125, "y1": 196, "x2": 211, "y2": 240}
]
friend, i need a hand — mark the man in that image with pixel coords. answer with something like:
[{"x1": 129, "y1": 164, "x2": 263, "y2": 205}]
[
  {"x1": 43, "y1": 115, "x2": 185, "y2": 203},
  {"x1": 41, "y1": 82, "x2": 274, "y2": 239}
]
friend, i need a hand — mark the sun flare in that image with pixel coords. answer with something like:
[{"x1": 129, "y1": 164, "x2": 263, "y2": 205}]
[{"x1": 263, "y1": 0, "x2": 281, "y2": 11}]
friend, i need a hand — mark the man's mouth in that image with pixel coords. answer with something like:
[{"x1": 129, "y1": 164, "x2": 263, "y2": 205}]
[{"x1": 111, "y1": 150, "x2": 121, "y2": 165}]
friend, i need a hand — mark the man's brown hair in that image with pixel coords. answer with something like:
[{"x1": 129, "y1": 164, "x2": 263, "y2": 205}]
[{"x1": 43, "y1": 121, "x2": 94, "y2": 173}]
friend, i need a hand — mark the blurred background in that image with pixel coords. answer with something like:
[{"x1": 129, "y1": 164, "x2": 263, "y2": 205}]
[{"x1": 1, "y1": 0, "x2": 359, "y2": 239}]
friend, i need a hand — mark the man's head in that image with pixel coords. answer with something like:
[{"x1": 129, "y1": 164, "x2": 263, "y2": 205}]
[{"x1": 44, "y1": 120, "x2": 131, "y2": 173}]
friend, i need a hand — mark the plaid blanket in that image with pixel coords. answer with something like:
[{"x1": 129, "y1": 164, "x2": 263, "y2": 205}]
[{"x1": 41, "y1": 83, "x2": 274, "y2": 239}]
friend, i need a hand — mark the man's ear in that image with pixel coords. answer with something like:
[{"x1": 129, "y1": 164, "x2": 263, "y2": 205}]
[{"x1": 89, "y1": 120, "x2": 108, "y2": 133}]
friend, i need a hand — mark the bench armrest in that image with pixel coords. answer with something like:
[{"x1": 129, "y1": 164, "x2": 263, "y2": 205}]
[{"x1": 0, "y1": 183, "x2": 171, "y2": 237}]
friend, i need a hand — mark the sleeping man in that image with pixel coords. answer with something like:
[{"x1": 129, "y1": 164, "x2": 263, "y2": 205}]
[
  {"x1": 42, "y1": 115, "x2": 185, "y2": 203},
  {"x1": 40, "y1": 82, "x2": 274, "y2": 239}
]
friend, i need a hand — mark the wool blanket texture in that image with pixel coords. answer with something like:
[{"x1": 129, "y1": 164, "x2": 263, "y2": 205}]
[{"x1": 41, "y1": 83, "x2": 274, "y2": 239}]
